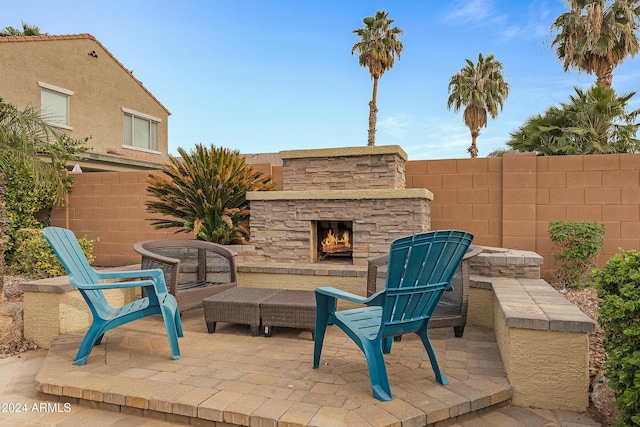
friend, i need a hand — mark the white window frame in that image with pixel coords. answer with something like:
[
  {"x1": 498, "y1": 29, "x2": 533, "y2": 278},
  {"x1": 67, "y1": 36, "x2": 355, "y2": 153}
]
[
  {"x1": 38, "y1": 81, "x2": 73, "y2": 130},
  {"x1": 122, "y1": 107, "x2": 161, "y2": 153}
]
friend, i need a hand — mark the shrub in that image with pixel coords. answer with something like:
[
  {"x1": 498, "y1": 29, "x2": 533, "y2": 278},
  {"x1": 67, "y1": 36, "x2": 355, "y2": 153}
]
[
  {"x1": 11, "y1": 228, "x2": 97, "y2": 279},
  {"x1": 2, "y1": 159, "x2": 57, "y2": 261},
  {"x1": 548, "y1": 220, "x2": 605, "y2": 288},
  {"x1": 145, "y1": 144, "x2": 274, "y2": 244},
  {"x1": 592, "y1": 250, "x2": 640, "y2": 426}
]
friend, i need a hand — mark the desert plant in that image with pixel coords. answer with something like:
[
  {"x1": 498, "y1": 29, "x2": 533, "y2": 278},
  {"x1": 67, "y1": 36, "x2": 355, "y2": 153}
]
[
  {"x1": 550, "y1": 0, "x2": 640, "y2": 89},
  {"x1": 447, "y1": 53, "x2": 509, "y2": 157},
  {"x1": 352, "y1": 10, "x2": 403, "y2": 146},
  {"x1": 592, "y1": 250, "x2": 640, "y2": 426},
  {"x1": 508, "y1": 86, "x2": 640, "y2": 155},
  {"x1": 145, "y1": 144, "x2": 274, "y2": 244},
  {"x1": 11, "y1": 228, "x2": 97, "y2": 279},
  {"x1": 548, "y1": 220, "x2": 605, "y2": 287}
]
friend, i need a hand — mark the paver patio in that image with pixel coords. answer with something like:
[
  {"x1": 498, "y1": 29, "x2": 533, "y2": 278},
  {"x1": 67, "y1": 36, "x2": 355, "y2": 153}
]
[
  {"x1": 34, "y1": 308, "x2": 512, "y2": 426},
  {"x1": 1, "y1": 307, "x2": 603, "y2": 426}
]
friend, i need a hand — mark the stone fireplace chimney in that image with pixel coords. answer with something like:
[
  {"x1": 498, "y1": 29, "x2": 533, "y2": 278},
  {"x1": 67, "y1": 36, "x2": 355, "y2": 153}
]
[{"x1": 246, "y1": 145, "x2": 433, "y2": 266}]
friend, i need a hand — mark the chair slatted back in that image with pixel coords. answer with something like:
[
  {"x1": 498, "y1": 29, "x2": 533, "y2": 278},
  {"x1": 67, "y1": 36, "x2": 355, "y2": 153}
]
[
  {"x1": 43, "y1": 227, "x2": 107, "y2": 311},
  {"x1": 382, "y1": 230, "x2": 473, "y2": 334}
]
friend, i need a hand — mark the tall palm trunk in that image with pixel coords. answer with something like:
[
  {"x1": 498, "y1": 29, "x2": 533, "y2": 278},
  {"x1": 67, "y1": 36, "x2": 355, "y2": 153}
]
[
  {"x1": 595, "y1": 63, "x2": 614, "y2": 88},
  {"x1": 468, "y1": 129, "x2": 480, "y2": 158},
  {"x1": 368, "y1": 77, "x2": 379, "y2": 146}
]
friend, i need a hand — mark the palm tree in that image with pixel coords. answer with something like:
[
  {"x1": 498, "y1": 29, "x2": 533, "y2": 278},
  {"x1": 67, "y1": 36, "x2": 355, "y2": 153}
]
[
  {"x1": 508, "y1": 85, "x2": 640, "y2": 155},
  {"x1": 0, "y1": 98, "x2": 69, "y2": 300},
  {"x1": 550, "y1": 0, "x2": 640, "y2": 88},
  {"x1": 0, "y1": 21, "x2": 46, "y2": 37},
  {"x1": 447, "y1": 53, "x2": 509, "y2": 158},
  {"x1": 352, "y1": 10, "x2": 403, "y2": 146},
  {"x1": 145, "y1": 144, "x2": 275, "y2": 244},
  {"x1": 0, "y1": 99, "x2": 69, "y2": 198}
]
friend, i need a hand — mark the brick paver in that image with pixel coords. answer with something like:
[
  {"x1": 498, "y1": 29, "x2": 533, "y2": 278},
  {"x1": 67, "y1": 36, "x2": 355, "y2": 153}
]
[{"x1": 0, "y1": 309, "x2": 602, "y2": 426}]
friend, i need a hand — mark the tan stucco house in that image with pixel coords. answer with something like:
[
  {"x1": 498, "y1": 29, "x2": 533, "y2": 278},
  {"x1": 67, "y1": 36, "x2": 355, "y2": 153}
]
[{"x1": 0, "y1": 33, "x2": 169, "y2": 171}]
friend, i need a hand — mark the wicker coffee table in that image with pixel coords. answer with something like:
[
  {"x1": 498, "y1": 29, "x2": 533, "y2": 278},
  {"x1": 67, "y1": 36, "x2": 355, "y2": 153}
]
[
  {"x1": 260, "y1": 290, "x2": 316, "y2": 337},
  {"x1": 203, "y1": 287, "x2": 281, "y2": 336}
]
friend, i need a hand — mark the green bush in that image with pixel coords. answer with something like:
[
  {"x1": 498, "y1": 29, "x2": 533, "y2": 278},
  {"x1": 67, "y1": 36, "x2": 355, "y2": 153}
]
[
  {"x1": 2, "y1": 159, "x2": 57, "y2": 260},
  {"x1": 11, "y1": 228, "x2": 97, "y2": 279},
  {"x1": 592, "y1": 250, "x2": 640, "y2": 426},
  {"x1": 145, "y1": 144, "x2": 274, "y2": 244},
  {"x1": 548, "y1": 220, "x2": 605, "y2": 288}
]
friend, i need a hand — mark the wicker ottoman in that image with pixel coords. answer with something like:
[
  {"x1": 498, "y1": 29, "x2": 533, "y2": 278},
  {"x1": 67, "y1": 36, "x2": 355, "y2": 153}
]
[
  {"x1": 203, "y1": 288, "x2": 281, "y2": 336},
  {"x1": 260, "y1": 290, "x2": 316, "y2": 337}
]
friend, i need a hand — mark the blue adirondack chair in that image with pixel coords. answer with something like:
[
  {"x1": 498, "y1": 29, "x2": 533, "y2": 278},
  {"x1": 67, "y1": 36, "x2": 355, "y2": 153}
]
[
  {"x1": 43, "y1": 227, "x2": 183, "y2": 365},
  {"x1": 313, "y1": 230, "x2": 474, "y2": 401}
]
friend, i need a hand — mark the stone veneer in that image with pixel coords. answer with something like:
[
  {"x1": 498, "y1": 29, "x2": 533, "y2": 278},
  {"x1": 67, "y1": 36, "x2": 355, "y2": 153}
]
[
  {"x1": 280, "y1": 145, "x2": 407, "y2": 190},
  {"x1": 247, "y1": 189, "x2": 432, "y2": 265},
  {"x1": 246, "y1": 146, "x2": 432, "y2": 266}
]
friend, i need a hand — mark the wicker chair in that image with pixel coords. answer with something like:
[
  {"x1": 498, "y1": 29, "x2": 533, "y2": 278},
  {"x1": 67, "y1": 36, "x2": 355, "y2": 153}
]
[
  {"x1": 367, "y1": 244, "x2": 482, "y2": 338},
  {"x1": 134, "y1": 239, "x2": 237, "y2": 312}
]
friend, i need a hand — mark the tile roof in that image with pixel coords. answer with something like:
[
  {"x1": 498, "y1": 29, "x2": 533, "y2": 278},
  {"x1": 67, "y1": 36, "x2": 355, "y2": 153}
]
[{"x1": 0, "y1": 33, "x2": 170, "y2": 115}]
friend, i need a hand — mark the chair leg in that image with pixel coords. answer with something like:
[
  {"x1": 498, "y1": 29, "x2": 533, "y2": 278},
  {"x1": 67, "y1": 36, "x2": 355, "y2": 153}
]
[
  {"x1": 453, "y1": 325, "x2": 465, "y2": 338},
  {"x1": 362, "y1": 339, "x2": 392, "y2": 401},
  {"x1": 160, "y1": 304, "x2": 181, "y2": 361},
  {"x1": 250, "y1": 325, "x2": 260, "y2": 337},
  {"x1": 313, "y1": 293, "x2": 333, "y2": 369},
  {"x1": 382, "y1": 336, "x2": 393, "y2": 354},
  {"x1": 417, "y1": 327, "x2": 448, "y2": 386},
  {"x1": 206, "y1": 321, "x2": 217, "y2": 333},
  {"x1": 74, "y1": 323, "x2": 107, "y2": 366},
  {"x1": 175, "y1": 309, "x2": 184, "y2": 337}
]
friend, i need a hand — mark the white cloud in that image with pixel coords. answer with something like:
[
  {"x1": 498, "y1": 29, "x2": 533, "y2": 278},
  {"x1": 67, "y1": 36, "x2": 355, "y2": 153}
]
[
  {"x1": 378, "y1": 114, "x2": 413, "y2": 140},
  {"x1": 442, "y1": 0, "x2": 494, "y2": 25}
]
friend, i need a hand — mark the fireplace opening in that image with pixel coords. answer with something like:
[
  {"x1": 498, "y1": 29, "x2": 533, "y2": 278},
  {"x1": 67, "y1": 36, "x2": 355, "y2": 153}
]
[{"x1": 315, "y1": 220, "x2": 353, "y2": 262}]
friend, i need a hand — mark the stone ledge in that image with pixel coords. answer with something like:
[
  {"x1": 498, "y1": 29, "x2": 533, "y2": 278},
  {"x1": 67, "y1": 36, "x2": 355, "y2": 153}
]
[
  {"x1": 471, "y1": 275, "x2": 595, "y2": 333},
  {"x1": 237, "y1": 261, "x2": 368, "y2": 278},
  {"x1": 279, "y1": 145, "x2": 408, "y2": 160},
  {"x1": 470, "y1": 247, "x2": 543, "y2": 279},
  {"x1": 246, "y1": 188, "x2": 433, "y2": 201}
]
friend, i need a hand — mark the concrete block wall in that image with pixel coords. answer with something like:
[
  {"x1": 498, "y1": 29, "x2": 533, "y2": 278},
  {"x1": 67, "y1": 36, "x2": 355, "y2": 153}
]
[
  {"x1": 51, "y1": 152, "x2": 640, "y2": 276},
  {"x1": 50, "y1": 170, "x2": 191, "y2": 266},
  {"x1": 405, "y1": 153, "x2": 640, "y2": 277}
]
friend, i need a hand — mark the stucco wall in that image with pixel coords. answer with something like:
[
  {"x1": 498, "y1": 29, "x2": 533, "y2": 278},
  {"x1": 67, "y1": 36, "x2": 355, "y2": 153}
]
[{"x1": 0, "y1": 35, "x2": 169, "y2": 159}]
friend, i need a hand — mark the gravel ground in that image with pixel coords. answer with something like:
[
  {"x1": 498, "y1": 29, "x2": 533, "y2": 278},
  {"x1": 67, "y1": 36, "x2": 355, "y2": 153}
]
[{"x1": 1, "y1": 275, "x2": 38, "y2": 359}]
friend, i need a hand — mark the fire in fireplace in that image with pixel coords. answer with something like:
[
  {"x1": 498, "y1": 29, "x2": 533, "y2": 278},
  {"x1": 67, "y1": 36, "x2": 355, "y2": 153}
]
[{"x1": 316, "y1": 220, "x2": 353, "y2": 262}]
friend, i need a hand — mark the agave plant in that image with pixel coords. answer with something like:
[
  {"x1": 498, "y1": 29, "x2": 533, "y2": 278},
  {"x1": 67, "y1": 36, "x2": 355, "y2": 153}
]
[{"x1": 146, "y1": 144, "x2": 274, "y2": 244}]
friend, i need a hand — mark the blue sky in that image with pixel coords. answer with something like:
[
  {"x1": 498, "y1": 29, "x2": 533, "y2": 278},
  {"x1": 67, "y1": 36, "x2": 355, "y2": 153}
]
[{"x1": 4, "y1": 0, "x2": 640, "y2": 159}]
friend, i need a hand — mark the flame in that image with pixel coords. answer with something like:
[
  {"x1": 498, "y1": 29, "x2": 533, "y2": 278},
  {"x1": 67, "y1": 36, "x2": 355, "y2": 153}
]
[{"x1": 321, "y1": 228, "x2": 351, "y2": 250}]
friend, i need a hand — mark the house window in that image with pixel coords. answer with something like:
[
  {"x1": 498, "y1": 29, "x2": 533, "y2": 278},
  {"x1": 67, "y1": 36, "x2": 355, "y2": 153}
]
[
  {"x1": 38, "y1": 82, "x2": 73, "y2": 129},
  {"x1": 122, "y1": 108, "x2": 159, "y2": 152}
]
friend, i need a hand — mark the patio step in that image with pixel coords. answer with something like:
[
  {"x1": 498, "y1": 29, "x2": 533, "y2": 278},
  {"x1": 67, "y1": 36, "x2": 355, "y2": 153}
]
[{"x1": 34, "y1": 309, "x2": 514, "y2": 426}]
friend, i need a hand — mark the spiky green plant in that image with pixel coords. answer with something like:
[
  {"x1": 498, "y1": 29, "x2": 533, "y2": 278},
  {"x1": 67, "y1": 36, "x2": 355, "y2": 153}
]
[{"x1": 145, "y1": 144, "x2": 274, "y2": 244}]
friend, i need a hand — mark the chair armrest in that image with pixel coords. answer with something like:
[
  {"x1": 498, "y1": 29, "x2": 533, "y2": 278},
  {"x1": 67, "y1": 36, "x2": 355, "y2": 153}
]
[
  {"x1": 366, "y1": 254, "x2": 389, "y2": 297},
  {"x1": 132, "y1": 243, "x2": 181, "y2": 267},
  {"x1": 76, "y1": 279, "x2": 156, "y2": 291},
  {"x1": 316, "y1": 286, "x2": 380, "y2": 305},
  {"x1": 96, "y1": 268, "x2": 165, "y2": 280},
  {"x1": 95, "y1": 268, "x2": 169, "y2": 294}
]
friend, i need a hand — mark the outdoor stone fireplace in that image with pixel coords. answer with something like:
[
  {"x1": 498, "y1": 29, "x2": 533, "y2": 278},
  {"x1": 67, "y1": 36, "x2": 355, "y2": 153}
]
[{"x1": 246, "y1": 146, "x2": 433, "y2": 266}]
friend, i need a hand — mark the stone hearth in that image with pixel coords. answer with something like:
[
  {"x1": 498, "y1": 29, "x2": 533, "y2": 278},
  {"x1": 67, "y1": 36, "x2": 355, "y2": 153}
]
[{"x1": 246, "y1": 146, "x2": 433, "y2": 266}]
